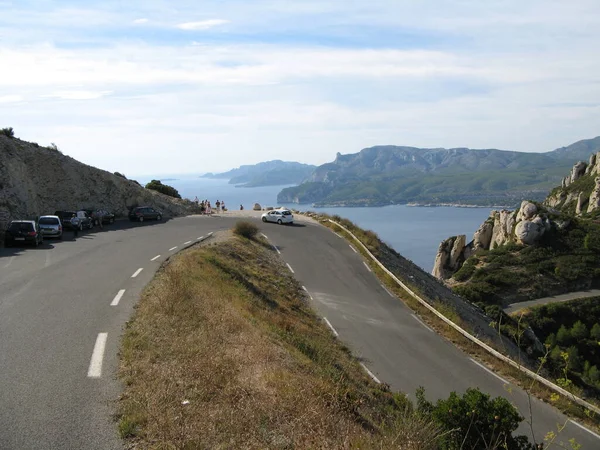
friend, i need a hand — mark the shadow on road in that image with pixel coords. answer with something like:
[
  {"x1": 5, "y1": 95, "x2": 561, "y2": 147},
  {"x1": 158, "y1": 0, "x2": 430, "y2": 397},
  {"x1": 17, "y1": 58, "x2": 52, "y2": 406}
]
[{"x1": 0, "y1": 217, "x2": 174, "y2": 258}]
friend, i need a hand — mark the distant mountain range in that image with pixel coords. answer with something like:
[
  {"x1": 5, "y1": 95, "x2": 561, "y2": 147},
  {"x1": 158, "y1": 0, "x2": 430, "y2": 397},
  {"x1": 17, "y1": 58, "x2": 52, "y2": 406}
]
[
  {"x1": 202, "y1": 160, "x2": 316, "y2": 187},
  {"x1": 277, "y1": 137, "x2": 600, "y2": 207}
]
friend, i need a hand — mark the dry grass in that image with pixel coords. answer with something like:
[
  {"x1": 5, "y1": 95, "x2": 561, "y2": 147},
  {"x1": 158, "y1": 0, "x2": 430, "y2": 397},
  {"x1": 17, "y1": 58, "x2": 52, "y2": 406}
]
[{"x1": 118, "y1": 235, "x2": 443, "y2": 449}]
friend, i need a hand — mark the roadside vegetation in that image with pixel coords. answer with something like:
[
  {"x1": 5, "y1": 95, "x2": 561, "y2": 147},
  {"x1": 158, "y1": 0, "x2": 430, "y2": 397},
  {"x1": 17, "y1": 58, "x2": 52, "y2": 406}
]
[
  {"x1": 144, "y1": 179, "x2": 181, "y2": 199},
  {"x1": 117, "y1": 230, "x2": 538, "y2": 449}
]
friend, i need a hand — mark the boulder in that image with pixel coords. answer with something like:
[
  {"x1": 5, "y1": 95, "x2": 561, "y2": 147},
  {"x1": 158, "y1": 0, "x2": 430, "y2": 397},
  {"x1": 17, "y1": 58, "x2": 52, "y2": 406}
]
[
  {"x1": 587, "y1": 177, "x2": 600, "y2": 213},
  {"x1": 253, "y1": 203, "x2": 262, "y2": 211},
  {"x1": 472, "y1": 220, "x2": 493, "y2": 250},
  {"x1": 516, "y1": 201, "x2": 537, "y2": 222},
  {"x1": 571, "y1": 161, "x2": 587, "y2": 183},
  {"x1": 515, "y1": 220, "x2": 544, "y2": 245},
  {"x1": 576, "y1": 192, "x2": 586, "y2": 215},
  {"x1": 432, "y1": 237, "x2": 453, "y2": 279},
  {"x1": 586, "y1": 153, "x2": 597, "y2": 175}
]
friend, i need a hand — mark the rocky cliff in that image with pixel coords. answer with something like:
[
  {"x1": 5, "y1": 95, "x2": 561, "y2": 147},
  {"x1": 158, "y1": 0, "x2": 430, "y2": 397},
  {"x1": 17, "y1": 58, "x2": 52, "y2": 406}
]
[{"x1": 0, "y1": 136, "x2": 199, "y2": 235}]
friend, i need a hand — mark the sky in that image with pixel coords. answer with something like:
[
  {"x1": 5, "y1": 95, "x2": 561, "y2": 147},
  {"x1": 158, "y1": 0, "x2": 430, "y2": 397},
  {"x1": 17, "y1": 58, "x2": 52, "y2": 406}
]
[{"x1": 1, "y1": 0, "x2": 599, "y2": 176}]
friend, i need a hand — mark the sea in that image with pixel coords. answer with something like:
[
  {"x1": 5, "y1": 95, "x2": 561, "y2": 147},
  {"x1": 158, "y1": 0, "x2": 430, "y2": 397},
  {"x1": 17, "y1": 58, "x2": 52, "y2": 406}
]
[{"x1": 138, "y1": 175, "x2": 493, "y2": 273}]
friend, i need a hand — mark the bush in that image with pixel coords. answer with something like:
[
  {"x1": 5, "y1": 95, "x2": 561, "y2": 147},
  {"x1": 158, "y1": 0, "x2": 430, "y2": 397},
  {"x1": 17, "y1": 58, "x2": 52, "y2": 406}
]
[
  {"x1": 233, "y1": 221, "x2": 259, "y2": 239},
  {"x1": 145, "y1": 179, "x2": 181, "y2": 199},
  {"x1": 1, "y1": 127, "x2": 14, "y2": 138},
  {"x1": 416, "y1": 387, "x2": 533, "y2": 450}
]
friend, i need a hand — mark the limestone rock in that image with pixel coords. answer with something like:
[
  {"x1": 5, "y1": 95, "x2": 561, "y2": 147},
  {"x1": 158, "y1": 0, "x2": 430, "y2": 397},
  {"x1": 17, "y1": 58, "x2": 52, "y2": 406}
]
[
  {"x1": 587, "y1": 177, "x2": 600, "y2": 213},
  {"x1": 432, "y1": 237, "x2": 454, "y2": 279},
  {"x1": 571, "y1": 161, "x2": 587, "y2": 183},
  {"x1": 516, "y1": 201, "x2": 537, "y2": 222},
  {"x1": 450, "y1": 235, "x2": 466, "y2": 268},
  {"x1": 576, "y1": 192, "x2": 586, "y2": 215},
  {"x1": 490, "y1": 210, "x2": 515, "y2": 248},
  {"x1": 515, "y1": 220, "x2": 544, "y2": 245},
  {"x1": 586, "y1": 153, "x2": 597, "y2": 175},
  {"x1": 472, "y1": 221, "x2": 493, "y2": 250},
  {"x1": 253, "y1": 203, "x2": 262, "y2": 211},
  {"x1": 591, "y1": 152, "x2": 600, "y2": 176}
]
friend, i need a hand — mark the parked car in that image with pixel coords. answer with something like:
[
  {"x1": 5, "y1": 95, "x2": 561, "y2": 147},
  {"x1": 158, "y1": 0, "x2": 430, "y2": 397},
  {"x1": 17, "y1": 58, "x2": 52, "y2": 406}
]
[
  {"x1": 261, "y1": 209, "x2": 294, "y2": 225},
  {"x1": 84, "y1": 209, "x2": 115, "y2": 225},
  {"x1": 54, "y1": 210, "x2": 93, "y2": 230},
  {"x1": 129, "y1": 206, "x2": 162, "y2": 222},
  {"x1": 38, "y1": 215, "x2": 63, "y2": 239},
  {"x1": 4, "y1": 220, "x2": 43, "y2": 247}
]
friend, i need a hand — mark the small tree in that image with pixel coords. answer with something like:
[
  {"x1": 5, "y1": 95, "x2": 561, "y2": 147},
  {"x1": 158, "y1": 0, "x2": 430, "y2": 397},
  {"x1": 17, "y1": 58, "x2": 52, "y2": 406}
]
[
  {"x1": 590, "y1": 323, "x2": 600, "y2": 341},
  {"x1": 1, "y1": 127, "x2": 15, "y2": 138},
  {"x1": 571, "y1": 320, "x2": 588, "y2": 340},
  {"x1": 233, "y1": 221, "x2": 258, "y2": 239},
  {"x1": 589, "y1": 365, "x2": 600, "y2": 384},
  {"x1": 145, "y1": 179, "x2": 181, "y2": 199},
  {"x1": 556, "y1": 324, "x2": 571, "y2": 345}
]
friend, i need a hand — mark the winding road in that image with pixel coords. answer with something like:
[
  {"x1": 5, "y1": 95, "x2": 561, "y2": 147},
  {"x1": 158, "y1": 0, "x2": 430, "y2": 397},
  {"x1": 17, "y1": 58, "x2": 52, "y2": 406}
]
[{"x1": 1, "y1": 214, "x2": 599, "y2": 449}]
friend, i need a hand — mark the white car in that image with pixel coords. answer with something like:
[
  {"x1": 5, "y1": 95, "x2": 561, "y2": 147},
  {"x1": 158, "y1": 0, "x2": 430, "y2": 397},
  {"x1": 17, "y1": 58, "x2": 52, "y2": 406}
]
[{"x1": 261, "y1": 209, "x2": 294, "y2": 225}]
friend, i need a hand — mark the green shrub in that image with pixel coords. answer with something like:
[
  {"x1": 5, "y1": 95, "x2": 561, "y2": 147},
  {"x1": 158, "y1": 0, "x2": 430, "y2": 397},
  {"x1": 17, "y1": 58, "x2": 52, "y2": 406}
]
[
  {"x1": 145, "y1": 179, "x2": 181, "y2": 199},
  {"x1": 1, "y1": 127, "x2": 14, "y2": 138},
  {"x1": 416, "y1": 387, "x2": 533, "y2": 450},
  {"x1": 233, "y1": 221, "x2": 259, "y2": 239}
]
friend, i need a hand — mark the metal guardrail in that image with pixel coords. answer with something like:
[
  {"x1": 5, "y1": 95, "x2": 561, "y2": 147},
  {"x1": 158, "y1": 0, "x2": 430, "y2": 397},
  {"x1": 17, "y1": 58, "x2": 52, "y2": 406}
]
[{"x1": 327, "y1": 219, "x2": 600, "y2": 417}]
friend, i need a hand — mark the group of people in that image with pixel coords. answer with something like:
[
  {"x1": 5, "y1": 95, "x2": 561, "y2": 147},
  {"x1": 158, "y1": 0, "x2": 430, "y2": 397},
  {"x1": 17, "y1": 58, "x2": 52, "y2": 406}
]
[{"x1": 194, "y1": 198, "x2": 226, "y2": 215}]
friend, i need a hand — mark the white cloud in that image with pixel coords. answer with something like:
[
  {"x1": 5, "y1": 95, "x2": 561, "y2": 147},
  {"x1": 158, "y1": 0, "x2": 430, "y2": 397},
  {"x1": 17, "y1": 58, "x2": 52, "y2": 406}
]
[
  {"x1": 0, "y1": 95, "x2": 23, "y2": 103},
  {"x1": 45, "y1": 90, "x2": 112, "y2": 100},
  {"x1": 132, "y1": 18, "x2": 148, "y2": 24},
  {"x1": 176, "y1": 19, "x2": 230, "y2": 30}
]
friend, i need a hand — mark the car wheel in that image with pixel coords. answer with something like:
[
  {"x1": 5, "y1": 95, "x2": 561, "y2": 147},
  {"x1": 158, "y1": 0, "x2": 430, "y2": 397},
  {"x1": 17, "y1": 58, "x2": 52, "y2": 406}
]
[
  {"x1": 139, "y1": 216, "x2": 144, "y2": 222},
  {"x1": 157, "y1": 215, "x2": 162, "y2": 221},
  {"x1": 262, "y1": 216, "x2": 267, "y2": 222},
  {"x1": 277, "y1": 219, "x2": 282, "y2": 225}
]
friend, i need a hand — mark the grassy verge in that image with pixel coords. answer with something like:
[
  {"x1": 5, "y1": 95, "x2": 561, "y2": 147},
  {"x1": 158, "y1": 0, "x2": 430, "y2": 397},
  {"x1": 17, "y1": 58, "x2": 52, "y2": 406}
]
[
  {"x1": 117, "y1": 233, "x2": 442, "y2": 448},
  {"x1": 301, "y1": 212, "x2": 600, "y2": 431}
]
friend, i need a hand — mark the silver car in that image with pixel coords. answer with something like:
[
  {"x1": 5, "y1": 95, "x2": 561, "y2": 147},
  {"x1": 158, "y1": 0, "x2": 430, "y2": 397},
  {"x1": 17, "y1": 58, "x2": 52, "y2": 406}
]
[
  {"x1": 38, "y1": 215, "x2": 63, "y2": 239},
  {"x1": 261, "y1": 209, "x2": 294, "y2": 225}
]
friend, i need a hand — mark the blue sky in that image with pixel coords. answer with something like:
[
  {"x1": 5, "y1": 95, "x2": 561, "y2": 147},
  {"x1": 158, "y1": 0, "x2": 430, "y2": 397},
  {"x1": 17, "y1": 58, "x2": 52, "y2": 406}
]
[{"x1": 1, "y1": 0, "x2": 599, "y2": 175}]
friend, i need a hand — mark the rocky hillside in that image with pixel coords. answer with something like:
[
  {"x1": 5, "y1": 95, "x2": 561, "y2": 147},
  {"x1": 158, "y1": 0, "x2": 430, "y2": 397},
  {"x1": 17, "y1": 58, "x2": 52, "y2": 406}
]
[
  {"x1": 0, "y1": 135, "x2": 199, "y2": 235},
  {"x1": 278, "y1": 137, "x2": 600, "y2": 207},
  {"x1": 432, "y1": 152, "x2": 600, "y2": 305}
]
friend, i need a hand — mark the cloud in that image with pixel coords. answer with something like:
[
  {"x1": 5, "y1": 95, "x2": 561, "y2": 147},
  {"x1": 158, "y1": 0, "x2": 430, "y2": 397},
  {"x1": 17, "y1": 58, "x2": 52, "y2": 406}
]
[
  {"x1": 45, "y1": 90, "x2": 112, "y2": 100},
  {"x1": 176, "y1": 19, "x2": 230, "y2": 30},
  {"x1": 132, "y1": 18, "x2": 148, "y2": 24},
  {"x1": 0, "y1": 95, "x2": 23, "y2": 103}
]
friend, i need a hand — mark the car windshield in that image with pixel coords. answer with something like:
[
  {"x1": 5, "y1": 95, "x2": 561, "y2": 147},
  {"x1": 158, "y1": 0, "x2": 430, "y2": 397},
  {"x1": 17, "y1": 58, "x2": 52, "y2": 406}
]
[
  {"x1": 39, "y1": 217, "x2": 59, "y2": 225},
  {"x1": 8, "y1": 222, "x2": 34, "y2": 232}
]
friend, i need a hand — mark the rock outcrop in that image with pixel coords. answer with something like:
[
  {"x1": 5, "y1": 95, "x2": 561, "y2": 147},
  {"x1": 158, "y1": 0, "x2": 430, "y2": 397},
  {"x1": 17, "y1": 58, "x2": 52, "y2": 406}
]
[
  {"x1": 0, "y1": 136, "x2": 199, "y2": 235},
  {"x1": 587, "y1": 177, "x2": 600, "y2": 213},
  {"x1": 432, "y1": 201, "x2": 550, "y2": 279}
]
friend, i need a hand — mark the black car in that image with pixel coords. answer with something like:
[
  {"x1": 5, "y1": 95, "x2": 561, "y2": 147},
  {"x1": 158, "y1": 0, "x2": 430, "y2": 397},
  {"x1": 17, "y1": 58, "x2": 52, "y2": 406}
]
[
  {"x1": 54, "y1": 210, "x2": 93, "y2": 230},
  {"x1": 84, "y1": 209, "x2": 115, "y2": 225},
  {"x1": 4, "y1": 220, "x2": 43, "y2": 247},
  {"x1": 129, "y1": 206, "x2": 162, "y2": 222}
]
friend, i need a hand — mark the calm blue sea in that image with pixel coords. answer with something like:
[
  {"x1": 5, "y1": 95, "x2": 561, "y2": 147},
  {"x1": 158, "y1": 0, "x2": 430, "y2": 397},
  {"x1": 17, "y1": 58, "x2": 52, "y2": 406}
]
[{"x1": 138, "y1": 175, "x2": 492, "y2": 273}]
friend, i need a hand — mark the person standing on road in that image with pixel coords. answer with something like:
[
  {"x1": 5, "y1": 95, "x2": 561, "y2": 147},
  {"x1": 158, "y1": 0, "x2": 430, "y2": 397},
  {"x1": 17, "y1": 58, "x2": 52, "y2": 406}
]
[
  {"x1": 96, "y1": 210, "x2": 104, "y2": 229},
  {"x1": 221, "y1": 201, "x2": 226, "y2": 212},
  {"x1": 215, "y1": 199, "x2": 221, "y2": 213},
  {"x1": 71, "y1": 213, "x2": 80, "y2": 238}
]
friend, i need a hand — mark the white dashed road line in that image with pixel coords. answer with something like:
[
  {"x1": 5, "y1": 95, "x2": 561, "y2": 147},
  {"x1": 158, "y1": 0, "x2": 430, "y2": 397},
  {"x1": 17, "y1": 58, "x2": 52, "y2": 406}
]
[
  {"x1": 169, "y1": 246, "x2": 178, "y2": 251},
  {"x1": 286, "y1": 263, "x2": 295, "y2": 273},
  {"x1": 110, "y1": 289, "x2": 125, "y2": 306},
  {"x1": 411, "y1": 314, "x2": 434, "y2": 332},
  {"x1": 570, "y1": 420, "x2": 600, "y2": 440},
  {"x1": 469, "y1": 358, "x2": 509, "y2": 385},
  {"x1": 323, "y1": 317, "x2": 339, "y2": 337},
  {"x1": 131, "y1": 268, "x2": 143, "y2": 278},
  {"x1": 197, "y1": 236, "x2": 204, "y2": 240},
  {"x1": 349, "y1": 244, "x2": 358, "y2": 253},
  {"x1": 208, "y1": 232, "x2": 213, "y2": 236},
  {"x1": 381, "y1": 284, "x2": 394, "y2": 298},
  {"x1": 261, "y1": 233, "x2": 268, "y2": 239},
  {"x1": 150, "y1": 255, "x2": 161, "y2": 261},
  {"x1": 302, "y1": 286, "x2": 314, "y2": 300},
  {"x1": 334, "y1": 232, "x2": 342, "y2": 239},
  {"x1": 363, "y1": 261, "x2": 372, "y2": 272},
  {"x1": 3, "y1": 256, "x2": 15, "y2": 268},
  {"x1": 183, "y1": 241, "x2": 192, "y2": 245},
  {"x1": 360, "y1": 363, "x2": 381, "y2": 384},
  {"x1": 87, "y1": 333, "x2": 108, "y2": 378},
  {"x1": 273, "y1": 245, "x2": 281, "y2": 254}
]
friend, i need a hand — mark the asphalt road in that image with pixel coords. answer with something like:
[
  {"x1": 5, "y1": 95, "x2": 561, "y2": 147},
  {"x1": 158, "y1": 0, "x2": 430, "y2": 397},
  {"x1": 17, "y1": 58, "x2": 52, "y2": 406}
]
[
  {"x1": 1, "y1": 214, "x2": 599, "y2": 449},
  {"x1": 506, "y1": 290, "x2": 600, "y2": 315}
]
